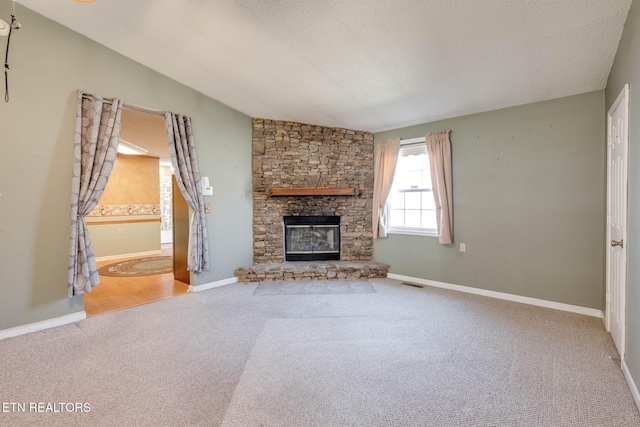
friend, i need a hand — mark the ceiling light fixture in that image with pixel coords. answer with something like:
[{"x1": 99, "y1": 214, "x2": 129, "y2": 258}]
[
  {"x1": 72, "y1": 0, "x2": 99, "y2": 3},
  {"x1": 0, "y1": 1, "x2": 19, "y2": 37},
  {"x1": 118, "y1": 139, "x2": 148, "y2": 156},
  {"x1": 0, "y1": 19, "x2": 9, "y2": 37}
]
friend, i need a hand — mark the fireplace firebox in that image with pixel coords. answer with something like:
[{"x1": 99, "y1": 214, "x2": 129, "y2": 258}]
[{"x1": 284, "y1": 216, "x2": 340, "y2": 261}]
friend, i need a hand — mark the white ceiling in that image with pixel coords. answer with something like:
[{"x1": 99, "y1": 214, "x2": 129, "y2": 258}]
[{"x1": 17, "y1": 0, "x2": 632, "y2": 133}]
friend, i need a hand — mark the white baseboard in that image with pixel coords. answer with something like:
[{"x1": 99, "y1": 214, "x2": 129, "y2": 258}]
[
  {"x1": 95, "y1": 250, "x2": 163, "y2": 262},
  {"x1": 623, "y1": 360, "x2": 640, "y2": 411},
  {"x1": 189, "y1": 277, "x2": 238, "y2": 293},
  {"x1": 0, "y1": 311, "x2": 86, "y2": 341},
  {"x1": 387, "y1": 273, "x2": 604, "y2": 318}
]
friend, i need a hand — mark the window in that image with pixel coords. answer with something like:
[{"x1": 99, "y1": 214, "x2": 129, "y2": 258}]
[{"x1": 387, "y1": 140, "x2": 437, "y2": 236}]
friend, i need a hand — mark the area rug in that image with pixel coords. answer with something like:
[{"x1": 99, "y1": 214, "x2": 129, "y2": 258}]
[{"x1": 98, "y1": 256, "x2": 172, "y2": 277}]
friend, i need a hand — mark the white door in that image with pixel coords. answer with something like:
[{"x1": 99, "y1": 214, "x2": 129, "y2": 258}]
[{"x1": 606, "y1": 84, "x2": 629, "y2": 360}]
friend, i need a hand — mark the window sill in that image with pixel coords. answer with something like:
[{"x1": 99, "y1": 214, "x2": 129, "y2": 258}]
[{"x1": 387, "y1": 228, "x2": 438, "y2": 238}]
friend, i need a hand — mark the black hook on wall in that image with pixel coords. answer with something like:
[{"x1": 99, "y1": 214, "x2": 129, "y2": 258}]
[{"x1": 3, "y1": 0, "x2": 21, "y2": 102}]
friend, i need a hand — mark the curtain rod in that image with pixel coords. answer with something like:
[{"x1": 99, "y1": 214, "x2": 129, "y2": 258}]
[
  {"x1": 400, "y1": 136, "x2": 425, "y2": 147},
  {"x1": 81, "y1": 94, "x2": 165, "y2": 117},
  {"x1": 400, "y1": 130, "x2": 450, "y2": 146}
]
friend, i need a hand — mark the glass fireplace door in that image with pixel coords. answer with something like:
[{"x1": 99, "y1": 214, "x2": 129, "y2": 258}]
[{"x1": 284, "y1": 216, "x2": 341, "y2": 261}]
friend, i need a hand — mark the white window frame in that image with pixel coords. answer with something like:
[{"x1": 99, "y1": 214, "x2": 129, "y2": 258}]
[{"x1": 386, "y1": 137, "x2": 438, "y2": 238}]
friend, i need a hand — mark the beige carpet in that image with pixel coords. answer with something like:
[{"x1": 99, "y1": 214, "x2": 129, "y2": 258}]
[
  {"x1": 253, "y1": 279, "x2": 376, "y2": 295},
  {"x1": 0, "y1": 279, "x2": 638, "y2": 426}
]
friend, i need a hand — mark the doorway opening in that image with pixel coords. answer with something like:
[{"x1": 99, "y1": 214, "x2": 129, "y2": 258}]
[{"x1": 84, "y1": 105, "x2": 190, "y2": 317}]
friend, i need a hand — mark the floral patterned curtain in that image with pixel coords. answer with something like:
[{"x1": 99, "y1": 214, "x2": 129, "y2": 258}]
[
  {"x1": 67, "y1": 91, "x2": 122, "y2": 296},
  {"x1": 165, "y1": 112, "x2": 210, "y2": 272}
]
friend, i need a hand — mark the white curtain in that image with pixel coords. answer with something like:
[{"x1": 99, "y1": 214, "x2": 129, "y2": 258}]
[
  {"x1": 68, "y1": 92, "x2": 122, "y2": 296},
  {"x1": 372, "y1": 138, "x2": 401, "y2": 239},
  {"x1": 165, "y1": 112, "x2": 210, "y2": 272},
  {"x1": 426, "y1": 131, "x2": 453, "y2": 244}
]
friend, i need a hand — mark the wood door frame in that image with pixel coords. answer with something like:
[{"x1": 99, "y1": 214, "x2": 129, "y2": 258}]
[
  {"x1": 172, "y1": 175, "x2": 191, "y2": 285},
  {"x1": 605, "y1": 83, "x2": 629, "y2": 360}
]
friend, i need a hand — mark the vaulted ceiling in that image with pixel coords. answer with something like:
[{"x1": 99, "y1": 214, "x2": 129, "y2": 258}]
[{"x1": 18, "y1": 0, "x2": 632, "y2": 132}]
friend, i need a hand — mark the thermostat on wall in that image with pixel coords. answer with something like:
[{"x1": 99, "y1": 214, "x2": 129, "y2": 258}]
[{"x1": 201, "y1": 177, "x2": 213, "y2": 196}]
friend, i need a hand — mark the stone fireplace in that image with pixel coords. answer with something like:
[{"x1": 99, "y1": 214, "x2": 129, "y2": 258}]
[
  {"x1": 252, "y1": 119, "x2": 375, "y2": 264},
  {"x1": 236, "y1": 119, "x2": 389, "y2": 282}
]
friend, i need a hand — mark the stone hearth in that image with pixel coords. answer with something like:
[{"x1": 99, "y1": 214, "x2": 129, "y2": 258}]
[{"x1": 235, "y1": 261, "x2": 389, "y2": 282}]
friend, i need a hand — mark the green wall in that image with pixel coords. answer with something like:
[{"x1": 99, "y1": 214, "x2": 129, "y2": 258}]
[
  {"x1": 88, "y1": 220, "x2": 161, "y2": 258},
  {"x1": 0, "y1": 4, "x2": 253, "y2": 330},
  {"x1": 607, "y1": 0, "x2": 640, "y2": 400},
  {"x1": 374, "y1": 91, "x2": 605, "y2": 309}
]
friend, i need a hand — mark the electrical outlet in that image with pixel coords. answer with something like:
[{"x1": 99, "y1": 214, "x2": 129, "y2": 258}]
[
  {"x1": 117, "y1": 228, "x2": 123, "y2": 235},
  {"x1": 459, "y1": 243, "x2": 466, "y2": 252}
]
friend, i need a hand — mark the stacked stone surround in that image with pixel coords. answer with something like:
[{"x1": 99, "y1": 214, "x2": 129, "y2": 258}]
[
  {"x1": 236, "y1": 261, "x2": 389, "y2": 282},
  {"x1": 252, "y1": 118, "x2": 375, "y2": 264}
]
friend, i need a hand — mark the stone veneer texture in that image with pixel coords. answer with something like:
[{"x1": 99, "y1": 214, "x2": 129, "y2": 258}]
[{"x1": 253, "y1": 119, "x2": 374, "y2": 264}]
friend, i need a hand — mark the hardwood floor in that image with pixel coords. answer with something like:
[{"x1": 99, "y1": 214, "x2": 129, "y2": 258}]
[{"x1": 85, "y1": 245, "x2": 189, "y2": 317}]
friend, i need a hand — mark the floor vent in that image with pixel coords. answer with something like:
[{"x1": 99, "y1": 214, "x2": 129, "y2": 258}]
[{"x1": 401, "y1": 282, "x2": 424, "y2": 288}]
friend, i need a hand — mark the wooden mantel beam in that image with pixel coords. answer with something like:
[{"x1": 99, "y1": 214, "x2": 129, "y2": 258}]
[{"x1": 267, "y1": 187, "x2": 359, "y2": 197}]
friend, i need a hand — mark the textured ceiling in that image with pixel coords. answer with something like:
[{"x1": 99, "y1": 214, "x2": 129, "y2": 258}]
[
  {"x1": 17, "y1": 0, "x2": 632, "y2": 132},
  {"x1": 120, "y1": 108, "x2": 168, "y2": 161}
]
